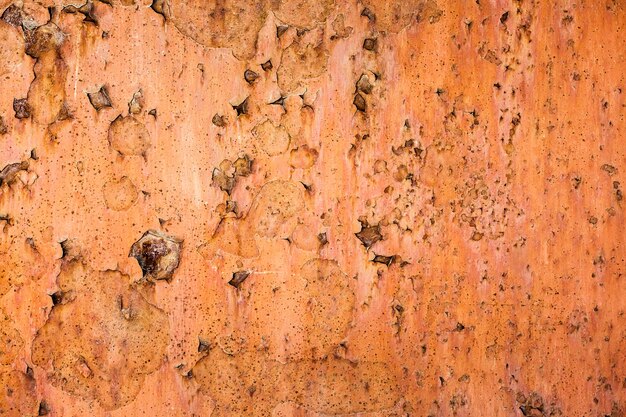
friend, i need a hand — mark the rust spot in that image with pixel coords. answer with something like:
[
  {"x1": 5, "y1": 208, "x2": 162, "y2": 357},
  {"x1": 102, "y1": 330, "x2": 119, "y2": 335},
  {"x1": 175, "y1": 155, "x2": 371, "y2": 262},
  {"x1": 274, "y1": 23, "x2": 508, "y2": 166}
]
[
  {"x1": 13, "y1": 98, "x2": 31, "y2": 119},
  {"x1": 361, "y1": 7, "x2": 376, "y2": 21},
  {"x1": 289, "y1": 145, "x2": 318, "y2": 169},
  {"x1": 228, "y1": 270, "x2": 250, "y2": 288},
  {"x1": 0, "y1": 160, "x2": 29, "y2": 187},
  {"x1": 59, "y1": 239, "x2": 80, "y2": 260},
  {"x1": 24, "y1": 23, "x2": 65, "y2": 59},
  {"x1": 261, "y1": 60, "x2": 273, "y2": 71},
  {"x1": 150, "y1": 0, "x2": 168, "y2": 18},
  {"x1": 129, "y1": 230, "x2": 182, "y2": 282},
  {"x1": 216, "y1": 199, "x2": 238, "y2": 217},
  {"x1": 517, "y1": 392, "x2": 545, "y2": 417},
  {"x1": 601, "y1": 163, "x2": 618, "y2": 176},
  {"x1": 226, "y1": 200, "x2": 238, "y2": 214},
  {"x1": 393, "y1": 164, "x2": 409, "y2": 181},
  {"x1": 244, "y1": 69, "x2": 259, "y2": 84},
  {"x1": 355, "y1": 220, "x2": 382, "y2": 248},
  {"x1": 232, "y1": 97, "x2": 249, "y2": 116},
  {"x1": 331, "y1": 14, "x2": 353, "y2": 39},
  {"x1": 233, "y1": 154, "x2": 252, "y2": 177},
  {"x1": 50, "y1": 290, "x2": 74, "y2": 306},
  {"x1": 356, "y1": 74, "x2": 374, "y2": 94},
  {"x1": 212, "y1": 113, "x2": 226, "y2": 127},
  {"x1": 372, "y1": 254, "x2": 395, "y2": 266},
  {"x1": 38, "y1": 401, "x2": 50, "y2": 415},
  {"x1": 353, "y1": 93, "x2": 366, "y2": 112},
  {"x1": 212, "y1": 167, "x2": 236, "y2": 194},
  {"x1": 1, "y1": 4, "x2": 25, "y2": 26},
  {"x1": 0, "y1": 214, "x2": 14, "y2": 231},
  {"x1": 198, "y1": 338, "x2": 210, "y2": 353},
  {"x1": 394, "y1": 303, "x2": 405, "y2": 314},
  {"x1": 416, "y1": 0, "x2": 443, "y2": 24},
  {"x1": 128, "y1": 90, "x2": 144, "y2": 114},
  {"x1": 57, "y1": 103, "x2": 72, "y2": 121},
  {"x1": 0, "y1": 116, "x2": 7, "y2": 135},
  {"x1": 63, "y1": 1, "x2": 98, "y2": 25},
  {"x1": 363, "y1": 38, "x2": 377, "y2": 51},
  {"x1": 317, "y1": 232, "x2": 328, "y2": 246},
  {"x1": 483, "y1": 49, "x2": 502, "y2": 66},
  {"x1": 277, "y1": 25, "x2": 289, "y2": 37},
  {"x1": 373, "y1": 159, "x2": 387, "y2": 174},
  {"x1": 87, "y1": 86, "x2": 112, "y2": 111}
]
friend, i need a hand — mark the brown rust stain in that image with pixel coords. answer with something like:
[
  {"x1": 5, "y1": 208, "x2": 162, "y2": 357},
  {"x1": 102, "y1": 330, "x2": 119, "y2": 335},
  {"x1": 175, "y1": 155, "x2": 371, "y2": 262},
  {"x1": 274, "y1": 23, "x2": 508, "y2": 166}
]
[
  {"x1": 0, "y1": 0, "x2": 624, "y2": 416},
  {"x1": 129, "y1": 230, "x2": 182, "y2": 282}
]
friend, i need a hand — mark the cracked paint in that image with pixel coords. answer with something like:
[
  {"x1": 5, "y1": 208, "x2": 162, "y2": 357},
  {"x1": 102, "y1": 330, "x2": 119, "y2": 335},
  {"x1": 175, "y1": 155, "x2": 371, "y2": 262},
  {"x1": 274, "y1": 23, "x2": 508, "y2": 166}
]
[{"x1": 0, "y1": 0, "x2": 624, "y2": 416}]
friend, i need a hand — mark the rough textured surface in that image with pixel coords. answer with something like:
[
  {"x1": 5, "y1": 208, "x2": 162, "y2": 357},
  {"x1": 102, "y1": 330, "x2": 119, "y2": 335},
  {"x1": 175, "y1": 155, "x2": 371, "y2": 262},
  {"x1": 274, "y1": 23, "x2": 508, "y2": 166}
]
[
  {"x1": 0, "y1": 0, "x2": 625, "y2": 416},
  {"x1": 31, "y1": 260, "x2": 170, "y2": 410}
]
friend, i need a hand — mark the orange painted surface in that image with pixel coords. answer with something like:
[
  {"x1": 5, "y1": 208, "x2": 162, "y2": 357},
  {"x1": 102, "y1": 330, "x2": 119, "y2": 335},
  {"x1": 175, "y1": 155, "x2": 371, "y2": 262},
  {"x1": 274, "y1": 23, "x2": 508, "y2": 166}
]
[{"x1": 0, "y1": 1, "x2": 625, "y2": 416}]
